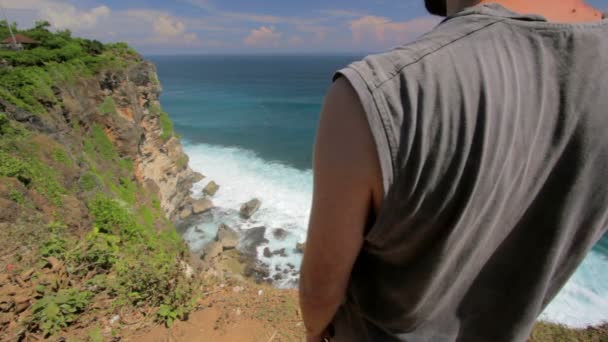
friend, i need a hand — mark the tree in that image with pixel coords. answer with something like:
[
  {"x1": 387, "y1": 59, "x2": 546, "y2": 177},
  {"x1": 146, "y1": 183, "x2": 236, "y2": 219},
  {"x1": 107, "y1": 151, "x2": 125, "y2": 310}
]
[{"x1": 34, "y1": 21, "x2": 51, "y2": 31}]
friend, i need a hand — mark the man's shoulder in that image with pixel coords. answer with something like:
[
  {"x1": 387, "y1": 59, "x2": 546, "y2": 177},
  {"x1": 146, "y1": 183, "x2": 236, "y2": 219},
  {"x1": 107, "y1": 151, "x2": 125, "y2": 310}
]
[{"x1": 345, "y1": 14, "x2": 508, "y2": 89}]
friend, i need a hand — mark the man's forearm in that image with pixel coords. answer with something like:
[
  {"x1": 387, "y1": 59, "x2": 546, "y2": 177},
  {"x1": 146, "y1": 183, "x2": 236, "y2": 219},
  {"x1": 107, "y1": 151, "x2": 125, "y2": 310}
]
[{"x1": 299, "y1": 287, "x2": 343, "y2": 337}]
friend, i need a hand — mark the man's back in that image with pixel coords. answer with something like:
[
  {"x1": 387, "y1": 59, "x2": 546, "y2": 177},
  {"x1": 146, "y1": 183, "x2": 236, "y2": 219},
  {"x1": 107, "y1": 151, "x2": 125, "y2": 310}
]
[{"x1": 332, "y1": 4, "x2": 608, "y2": 341}]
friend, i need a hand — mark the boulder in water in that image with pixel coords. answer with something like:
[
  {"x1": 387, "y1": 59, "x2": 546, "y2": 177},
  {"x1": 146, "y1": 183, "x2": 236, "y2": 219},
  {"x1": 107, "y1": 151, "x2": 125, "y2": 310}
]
[
  {"x1": 272, "y1": 228, "x2": 288, "y2": 240},
  {"x1": 192, "y1": 172, "x2": 205, "y2": 183},
  {"x1": 263, "y1": 247, "x2": 272, "y2": 258},
  {"x1": 240, "y1": 198, "x2": 261, "y2": 219},
  {"x1": 239, "y1": 226, "x2": 269, "y2": 257},
  {"x1": 203, "y1": 181, "x2": 220, "y2": 196},
  {"x1": 192, "y1": 198, "x2": 213, "y2": 214},
  {"x1": 216, "y1": 223, "x2": 238, "y2": 250},
  {"x1": 272, "y1": 248, "x2": 287, "y2": 257},
  {"x1": 295, "y1": 242, "x2": 306, "y2": 254}
]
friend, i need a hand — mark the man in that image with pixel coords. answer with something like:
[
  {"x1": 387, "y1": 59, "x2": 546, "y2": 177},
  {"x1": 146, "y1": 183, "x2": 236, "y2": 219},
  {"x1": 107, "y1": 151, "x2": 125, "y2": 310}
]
[{"x1": 300, "y1": 0, "x2": 608, "y2": 341}]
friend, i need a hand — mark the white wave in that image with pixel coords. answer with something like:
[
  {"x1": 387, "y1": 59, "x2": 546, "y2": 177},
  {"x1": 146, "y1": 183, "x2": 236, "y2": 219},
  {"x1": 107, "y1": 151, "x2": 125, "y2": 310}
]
[
  {"x1": 540, "y1": 247, "x2": 608, "y2": 327},
  {"x1": 183, "y1": 142, "x2": 311, "y2": 286},
  {"x1": 182, "y1": 142, "x2": 608, "y2": 326}
]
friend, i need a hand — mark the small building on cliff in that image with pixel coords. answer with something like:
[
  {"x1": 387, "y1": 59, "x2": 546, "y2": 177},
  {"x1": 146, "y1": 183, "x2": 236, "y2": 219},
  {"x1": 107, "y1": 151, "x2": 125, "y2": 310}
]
[{"x1": 1, "y1": 34, "x2": 40, "y2": 50}]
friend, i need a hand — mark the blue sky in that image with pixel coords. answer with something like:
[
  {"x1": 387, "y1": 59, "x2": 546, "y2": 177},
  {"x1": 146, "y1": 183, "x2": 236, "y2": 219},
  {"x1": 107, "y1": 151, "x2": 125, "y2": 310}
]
[{"x1": 3, "y1": 0, "x2": 608, "y2": 54}]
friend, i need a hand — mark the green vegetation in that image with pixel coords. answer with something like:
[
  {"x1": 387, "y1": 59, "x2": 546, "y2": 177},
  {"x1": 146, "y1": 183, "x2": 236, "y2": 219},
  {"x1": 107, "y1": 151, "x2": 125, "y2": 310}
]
[
  {"x1": 8, "y1": 189, "x2": 25, "y2": 204},
  {"x1": 0, "y1": 149, "x2": 66, "y2": 205},
  {"x1": 51, "y1": 147, "x2": 72, "y2": 166},
  {"x1": 86, "y1": 124, "x2": 117, "y2": 160},
  {"x1": 0, "y1": 23, "x2": 195, "y2": 339},
  {"x1": 530, "y1": 322, "x2": 608, "y2": 341},
  {"x1": 30, "y1": 289, "x2": 92, "y2": 337},
  {"x1": 159, "y1": 111, "x2": 175, "y2": 141},
  {"x1": 0, "y1": 20, "x2": 139, "y2": 114},
  {"x1": 98, "y1": 96, "x2": 117, "y2": 115}
]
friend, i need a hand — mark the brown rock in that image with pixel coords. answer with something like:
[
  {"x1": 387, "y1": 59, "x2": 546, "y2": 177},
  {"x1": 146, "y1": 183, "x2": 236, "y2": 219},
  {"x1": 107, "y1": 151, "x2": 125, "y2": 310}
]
[
  {"x1": 202, "y1": 242, "x2": 223, "y2": 261},
  {"x1": 203, "y1": 181, "x2": 220, "y2": 196},
  {"x1": 263, "y1": 247, "x2": 272, "y2": 258},
  {"x1": 295, "y1": 242, "x2": 306, "y2": 254},
  {"x1": 240, "y1": 198, "x2": 261, "y2": 219},
  {"x1": 179, "y1": 206, "x2": 192, "y2": 220},
  {"x1": 192, "y1": 172, "x2": 205, "y2": 183},
  {"x1": 272, "y1": 228, "x2": 288, "y2": 240},
  {"x1": 192, "y1": 198, "x2": 213, "y2": 214},
  {"x1": 239, "y1": 227, "x2": 269, "y2": 257},
  {"x1": 216, "y1": 224, "x2": 238, "y2": 250}
]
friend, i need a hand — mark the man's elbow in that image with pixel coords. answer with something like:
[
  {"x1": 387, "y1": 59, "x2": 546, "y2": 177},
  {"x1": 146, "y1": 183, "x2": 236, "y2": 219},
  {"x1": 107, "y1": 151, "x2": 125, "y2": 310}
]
[{"x1": 299, "y1": 274, "x2": 345, "y2": 310}]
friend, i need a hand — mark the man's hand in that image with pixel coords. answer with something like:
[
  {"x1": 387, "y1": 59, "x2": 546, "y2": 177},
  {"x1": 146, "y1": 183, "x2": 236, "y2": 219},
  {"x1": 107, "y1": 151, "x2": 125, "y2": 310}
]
[{"x1": 299, "y1": 76, "x2": 383, "y2": 337}]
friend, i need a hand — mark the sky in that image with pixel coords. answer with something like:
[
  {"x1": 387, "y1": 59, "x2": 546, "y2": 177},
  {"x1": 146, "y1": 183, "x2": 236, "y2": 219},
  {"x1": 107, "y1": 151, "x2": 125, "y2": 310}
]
[{"x1": 2, "y1": 0, "x2": 608, "y2": 54}]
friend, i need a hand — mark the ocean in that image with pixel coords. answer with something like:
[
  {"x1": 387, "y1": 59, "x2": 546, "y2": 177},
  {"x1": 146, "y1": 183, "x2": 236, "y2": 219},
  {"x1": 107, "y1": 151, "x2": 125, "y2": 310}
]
[{"x1": 149, "y1": 55, "x2": 608, "y2": 328}]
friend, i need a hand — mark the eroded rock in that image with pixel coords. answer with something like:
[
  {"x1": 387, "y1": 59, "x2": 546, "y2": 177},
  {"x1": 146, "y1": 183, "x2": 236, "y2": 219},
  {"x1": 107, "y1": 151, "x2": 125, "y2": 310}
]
[
  {"x1": 192, "y1": 198, "x2": 213, "y2": 214},
  {"x1": 240, "y1": 198, "x2": 261, "y2": 219},
  {"x1": 203, "y1": 181, "x2": 220, "y2": 196},
  {"x1": 202, "y1": 241, "x2": 223, "y2": 261},
  {"x1": 216, "y1": 223, "x2": 238, "y2": 251},
  {"x1": 272, "y1": 228, "x2": 288, "y2": 240},
  {"x1": 272, "y1": 248, "x2": 287, "y2": 257},
  {"x1": 239, "y1": 227, "x2": 269, "y2": 257}
]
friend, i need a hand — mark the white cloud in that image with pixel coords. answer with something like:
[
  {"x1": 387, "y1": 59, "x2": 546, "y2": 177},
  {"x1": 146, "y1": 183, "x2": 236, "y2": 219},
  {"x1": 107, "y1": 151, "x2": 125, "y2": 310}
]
[
  {"x1": 124, "y1": 10, "x2": 202, "y2": 46},
  {"x1": 2, "y1": 0, "x2": 110, "y2": 29},
  {"x1": 244, "y1": 26, "x2": 281, "y2": 47},
  {"x1": 350, "y1": 15, "x2": 439, "y2": 45}
]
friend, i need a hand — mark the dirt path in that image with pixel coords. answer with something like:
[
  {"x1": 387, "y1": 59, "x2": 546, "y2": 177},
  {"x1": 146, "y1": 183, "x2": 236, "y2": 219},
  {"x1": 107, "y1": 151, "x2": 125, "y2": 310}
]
[{"x1": 127, "y1": 278, "x2": 306, "y2": 342}]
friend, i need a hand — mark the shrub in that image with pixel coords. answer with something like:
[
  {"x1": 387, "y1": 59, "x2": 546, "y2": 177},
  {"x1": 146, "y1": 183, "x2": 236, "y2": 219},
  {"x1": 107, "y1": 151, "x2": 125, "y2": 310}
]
[
  {"x1": 0, "y1": 150, "x2": 66, "y2": 205},
  {"x1": 98, "y1": 96, "x2": 117, "y2": 116},
  {"x1": 51, "y1": 147, "x2": 72, "y2": 166},
  {"x1": 87, "y1": 124, "x2": 117, "y2": 160},
  {"x1": 159, "y1": 111, "x2": 174, "y2": 142},
  {"x1": 30, "y1": 289, "x2": 91, "y2": 336}
]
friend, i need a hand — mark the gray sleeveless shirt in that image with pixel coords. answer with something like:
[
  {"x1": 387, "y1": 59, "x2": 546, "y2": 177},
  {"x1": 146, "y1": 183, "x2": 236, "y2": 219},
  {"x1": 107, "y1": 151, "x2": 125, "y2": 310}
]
[{"x1": 333, "y1": 4, "x2": 608, "y2": 341}]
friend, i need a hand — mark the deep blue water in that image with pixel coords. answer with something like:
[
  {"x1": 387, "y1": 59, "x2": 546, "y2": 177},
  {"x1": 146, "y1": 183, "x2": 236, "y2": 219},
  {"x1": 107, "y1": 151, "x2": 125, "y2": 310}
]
[
  {"x1": 149, "y1": 55, "x2": 360, "y2": 170},
  {"x1": 149, "y1": 55, "x2": 608, "y2": 327}
]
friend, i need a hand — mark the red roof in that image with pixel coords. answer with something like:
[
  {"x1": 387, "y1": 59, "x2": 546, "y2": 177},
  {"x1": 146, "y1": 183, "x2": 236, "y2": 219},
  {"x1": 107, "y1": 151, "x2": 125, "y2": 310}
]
[{"x1": 2, "y1": 34, "x2": 40, "y2": 44}]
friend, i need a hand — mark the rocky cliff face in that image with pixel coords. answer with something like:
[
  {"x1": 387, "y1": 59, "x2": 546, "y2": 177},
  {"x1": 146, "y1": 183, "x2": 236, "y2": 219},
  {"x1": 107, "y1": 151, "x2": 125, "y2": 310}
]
[{"x1": 58, "y1": 60, "x2": 202, "y2": 221}]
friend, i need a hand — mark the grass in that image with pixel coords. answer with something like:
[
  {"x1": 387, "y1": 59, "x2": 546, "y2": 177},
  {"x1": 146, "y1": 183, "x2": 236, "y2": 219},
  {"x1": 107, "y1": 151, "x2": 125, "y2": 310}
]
[
  {"x1": 159, "y1": 111, "x2": 174, "y2": 142},
  {"x1": 98, "y1": 96, "x2": 118, "y2": 116},
  {"x1": 51, "y1": 147, "x2": 73, "y2": 166},
  {"x1": 85, "y1": 124, "x2": 117, "y2": 160}
]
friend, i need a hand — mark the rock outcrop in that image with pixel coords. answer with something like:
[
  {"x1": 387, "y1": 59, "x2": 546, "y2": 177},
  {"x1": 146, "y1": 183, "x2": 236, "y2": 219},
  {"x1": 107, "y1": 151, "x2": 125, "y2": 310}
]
[
  {"x1": 203, "y1": 181, "x2": 220, "y2": 196},
  {"x1": 57, "y1": 61, "x2": 202, "y2": 221},
  {"x1": 216, "y1": 223, "x2": 238, "y2": 250},
  {"x1": 240, "y1": 198, "x2": 261, "y2": 219}
]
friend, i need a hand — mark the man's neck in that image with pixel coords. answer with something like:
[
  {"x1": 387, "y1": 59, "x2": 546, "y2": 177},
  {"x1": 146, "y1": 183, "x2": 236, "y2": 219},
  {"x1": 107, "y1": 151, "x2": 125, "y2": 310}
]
[{"x1": 447, "y1": 0, "x2": 604, "y2": 23}]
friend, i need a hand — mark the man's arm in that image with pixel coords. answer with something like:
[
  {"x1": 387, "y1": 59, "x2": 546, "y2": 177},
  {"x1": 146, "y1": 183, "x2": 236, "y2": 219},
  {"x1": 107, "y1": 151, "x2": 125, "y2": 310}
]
[{"x1": 299, "y1": 77, "x2": 383, "y2": 340}]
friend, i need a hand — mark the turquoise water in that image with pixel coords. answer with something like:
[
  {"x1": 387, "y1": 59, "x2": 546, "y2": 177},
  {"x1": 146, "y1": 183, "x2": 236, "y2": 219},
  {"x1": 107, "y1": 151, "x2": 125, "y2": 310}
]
[{"x1": 149, "y1": 55, "x2": 608, "y2": 328}]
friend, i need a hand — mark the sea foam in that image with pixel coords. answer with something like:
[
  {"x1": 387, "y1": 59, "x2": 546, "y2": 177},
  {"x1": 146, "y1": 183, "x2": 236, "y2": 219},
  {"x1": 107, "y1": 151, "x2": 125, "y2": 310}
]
[{"x1": 183, "y1": 142, "x2": 608, "y2": 327}]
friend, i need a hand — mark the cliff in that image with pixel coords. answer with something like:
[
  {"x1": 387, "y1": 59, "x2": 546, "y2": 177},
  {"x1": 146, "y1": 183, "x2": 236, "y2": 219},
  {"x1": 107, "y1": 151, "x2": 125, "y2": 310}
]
[
  {"x1": 58, "y1": 60, "x2": 203, "y2": 221},
  {"x1": 0, "y1": 25, "x2": 203, "y2": 340}
]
